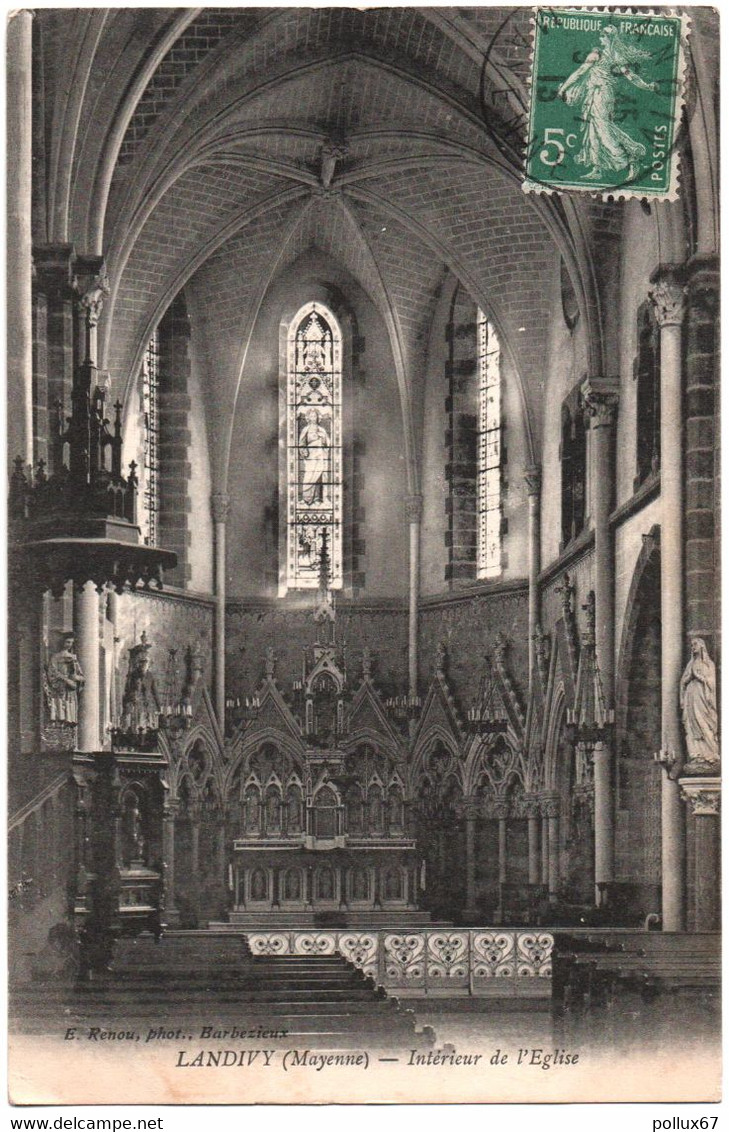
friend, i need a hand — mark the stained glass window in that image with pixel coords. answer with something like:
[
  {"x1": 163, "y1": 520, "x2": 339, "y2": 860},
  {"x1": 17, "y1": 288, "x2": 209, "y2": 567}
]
[
  {"x1": 285, "y1": 302, "x2": 343, "y2": 591},
  {"x1": 476, "y1": 310, "x2": 502, "y2": 578},
  {"x1": 140, "y1": 329, "x2": 159, "y2": 547}
]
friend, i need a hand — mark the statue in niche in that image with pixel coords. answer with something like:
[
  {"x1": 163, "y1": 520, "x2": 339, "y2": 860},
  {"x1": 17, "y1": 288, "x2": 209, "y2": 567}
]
[
  {"x1": 680, "y1": 638, "x2": 719, "y2": 771},
  {"x1": 122, "y1": 792, "x2": 146, "y2": 866},
  {"x1": 44, "y1": 634, "x2": 84, "y2": 724},
  {"x1": 120, "y1": 633, "x2": 161, "y2": 730}
]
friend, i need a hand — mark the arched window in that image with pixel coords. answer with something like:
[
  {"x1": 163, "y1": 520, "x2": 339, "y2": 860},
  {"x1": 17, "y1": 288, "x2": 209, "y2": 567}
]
[
  {"x1": 284, "y1": 302, "x2": 343, "y2": 592},
  {"x1": 140, "y1": 330, "x2": 159, "y2": 547},
  {"x1": 476, "y1": 310, "x2": 502, "y2": 578},
  {"x1": 561, "y1": 387, "x2": 587, "y2": 548},
  {"x1": 445, "y1": 291, "x2": 504, "y2": 584},
  {"x1": 634, "y1": 300, "x2": 661, "y2": 488}
]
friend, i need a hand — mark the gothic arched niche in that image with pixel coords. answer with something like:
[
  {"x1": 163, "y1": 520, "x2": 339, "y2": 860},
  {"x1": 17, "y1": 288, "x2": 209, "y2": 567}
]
[{"x1": 615, "y1": 544, "x2": 662, "y2": 917}]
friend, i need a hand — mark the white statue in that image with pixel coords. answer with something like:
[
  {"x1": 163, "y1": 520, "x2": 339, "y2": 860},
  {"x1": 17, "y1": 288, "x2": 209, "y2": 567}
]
[{"x1": 680, "y1": 638, "x2": 719, "y2": 771}]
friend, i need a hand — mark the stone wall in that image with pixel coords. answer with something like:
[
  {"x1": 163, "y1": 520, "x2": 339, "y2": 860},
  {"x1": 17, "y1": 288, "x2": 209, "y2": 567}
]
[
  {"x1": 115, "y1": 590, "x2": 214, "y2": 694},
  {"x1": 226, "y1": 600, "x2": 409, "y2": 699},
  {"x1": 418, "y1": 584, "x2": 528, "y2": 708}
]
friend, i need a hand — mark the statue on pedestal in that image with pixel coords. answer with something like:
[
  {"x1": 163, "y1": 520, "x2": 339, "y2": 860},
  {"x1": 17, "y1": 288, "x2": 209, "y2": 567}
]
[
  {"x1": 44, "y1": 634, "x2": 85, "y2": 724},
  {"x1": 680, "y1": 637, "x2": 719, "y2": 772},
  {"x1": 121, "y1": 633, "x2": 161, "y2": 731}
]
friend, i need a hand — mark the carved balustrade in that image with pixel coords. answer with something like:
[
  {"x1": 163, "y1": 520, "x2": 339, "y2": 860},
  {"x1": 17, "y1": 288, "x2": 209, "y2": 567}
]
[{"x1": 245, "y1": 928, "x2": 553, "y2": 998}]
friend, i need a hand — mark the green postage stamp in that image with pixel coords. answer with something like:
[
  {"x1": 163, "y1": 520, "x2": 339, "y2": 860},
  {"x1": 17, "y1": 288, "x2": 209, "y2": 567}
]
[{"x1": 524, "y1": 8, "x2": 689, "y2": 200}]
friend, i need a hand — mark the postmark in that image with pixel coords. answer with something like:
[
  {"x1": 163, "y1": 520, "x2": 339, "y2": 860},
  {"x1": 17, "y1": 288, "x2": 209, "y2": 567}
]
[{"x1": 523, "y1": 8, "x2": 689, "y2": 200}]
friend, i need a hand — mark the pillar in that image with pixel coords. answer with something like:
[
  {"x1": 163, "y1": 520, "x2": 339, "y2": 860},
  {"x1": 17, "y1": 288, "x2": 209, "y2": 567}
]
[
  {"x1": 211, "y1": 492, "x2": 230, "y2": 728},
  {"x1": 7, "y1": 9, "x2": 34, "y2": 470},
  {"x1": 496, "y1": 802, "x2": 509, "y2": 887},
  {"x1": 683, "y1": 255, "x2": 719, "y2": 656},
  {"x1": 189, "y1": 805, "x2": 200, "y2": 914},
  {"x1": 543, "y1": 794, "x2": 560, "y2": 902},
  {"x1": 649, "y1": 269, "x2": 688, "y2": 931},
  {"x1": 680, "y1": 779, "x2": 720, "y2": 932},
  {"x1": 526, "y1": 797, "x2": 540, "y2": 885},
  {"x1": 592, "y1": 740, "x2": 613, "y2": 902},
  {"x1": 541, "y1": 811, "x2": 549, "y2": 886},
  {"x1": 33, "y1": 246, "x2": 76, "y2": 474},
  {"x1": 162, "y1": 801, "x2": 179, "y2": 921},
  {"x1": 74, "y1": 582, "x2": 101, "y2": 752},
  {"x1": 581, "y1": 380, "x2": 619, "y2": 899},
  {"x1": 463, "y1": 799, "x2": 478, "y2": 918},
  {"x1": 405, "y1": 494, "x2": 422, "y2": 700},
  {"x1": 524, "y1": 467, "x2": 542, "y2": 693}
]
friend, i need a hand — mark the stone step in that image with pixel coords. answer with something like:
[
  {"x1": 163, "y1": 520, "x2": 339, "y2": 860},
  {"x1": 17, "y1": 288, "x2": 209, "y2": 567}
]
[{"x1": 216, "y1": 911, "x2": 440, "y2": 928}]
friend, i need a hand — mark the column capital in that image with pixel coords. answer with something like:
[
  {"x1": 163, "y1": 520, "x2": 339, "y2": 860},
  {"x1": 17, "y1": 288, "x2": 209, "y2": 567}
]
[
  {"x1": 494, "y1": 798, "x2": 510, "y2": 821},
  {"x1": 524, "y1": 794, "x2": 542, "y2": 819},
  {"x1": 405, "y1": 493, "x2": 423, "y2": 523},
  {"x1": 540, "y1": 792, "x2": 560, "y2": 819},
  {"x1": 73, "y1": 257, "x2": 109, "y2": 328},
  {"x1": 581, "y1": 377, "x2": 619, "y2": 427},
  {"x1": 679, "y1": 776, "x2": 720, "y2": 817},
  {"x1": 462, "y1": 797, "x2": 480, "y2": 821},
  {"x1": 524, "y1": 464, "x2": 542, "y2": 496},
  {"x1": 211, "y1": 492, "x2": 231, "y2": 524},
  {"x1": 648, "y1": 267, "x2": 687, "y2": 327}
]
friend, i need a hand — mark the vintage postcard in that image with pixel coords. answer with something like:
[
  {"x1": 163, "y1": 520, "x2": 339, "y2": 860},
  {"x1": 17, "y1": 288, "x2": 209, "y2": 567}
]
[{"x1": 7, "y1": 3, "x2": 720, "y2": 1107}]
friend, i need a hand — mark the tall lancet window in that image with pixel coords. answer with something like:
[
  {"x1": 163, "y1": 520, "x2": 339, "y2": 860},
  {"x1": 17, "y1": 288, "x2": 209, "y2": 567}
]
[
  {"x1": 476, "y1": 310, "x2": 502, "y2": 578},
  {"x1": 285, "y1": 302, "x2": 343, "y2": 591},
  {"x1": 140, "y1": 329, "x2": 159, "y2": 547}
]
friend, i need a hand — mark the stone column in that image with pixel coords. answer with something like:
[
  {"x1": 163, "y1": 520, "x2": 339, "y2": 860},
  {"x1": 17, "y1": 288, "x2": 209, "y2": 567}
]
[
  {"x1": 581, "y1": 379, "x2": 619, "y2": 702},
  {"x1": 540, "y1": 810, "x2": 549, "y2": 886},
  {"x1": 7, "y1": 9, "x2": 34, "y2": 470},
  {"x1": 211, "y1": 492, "x2": 230, "y2": 729},
  {"x1": 683, "y1": 255, "x2": 719, "y2": 655},
  {"x1": 581, "y1": 381, "x2": 619, "y2": 902},
  {"x1": 649, "y1": 270, "x2": 688, "y2": 931},
  {"x1": 405, "y1": 494, "x2": 423, "y2": 700},
  {"x1": 542, "y1": 794, "x2": 560, "y2": 902},
  {"x1": 463, "y1": 799, "x2": 478, "y2": 919},
  {"x1": 525, "y1": 796, "x2": 541, "y2": 885},
  {"x1": 33, "y1": 246, "x2": 76, "y2": 474},
  {"x1": 162, "y1": 800, "x2": 179, "y2": 922},
  {"x1": 592, "y1": 740, "x2": 613, "y2": 903},
  {"x1": 680, "y1": 778, "x2": 720, "y2": 932},
  {"x1": 74, "y1": 582, "x2": 101, "y2": 752},
  {"x1": 496, "y1": 801, "x2": 509, "y2": 887},
  {"x1": 524, "y1": 467, "x2": 542, "y2": 693},
  {"x1": 189, "y1": 804, "x2": 200, "y2": 915}
]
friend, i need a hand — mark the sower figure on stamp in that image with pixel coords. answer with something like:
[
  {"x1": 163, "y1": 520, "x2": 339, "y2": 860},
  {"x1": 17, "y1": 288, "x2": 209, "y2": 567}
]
[{"x1": 557, "y1": 26, "x2": 658, "y2": 181}]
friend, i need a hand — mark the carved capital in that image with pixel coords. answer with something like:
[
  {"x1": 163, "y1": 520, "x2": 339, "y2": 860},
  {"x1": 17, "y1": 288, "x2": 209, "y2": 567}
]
[
  {"x1": 540, "y1": 792, "x2": 560, "y2": 819},
  {"x1": 211, "y1": 492, "x2": 231, "y2": 524},
  {"x1": 679, "y1": 777, "x2": 721, "y2": 817},
  {"x1": 581, "y1": 377, "x2": 619, "y2": 428},
  {"x1": 405, "y1": 493, "x2": 423, "y2": 523},
  {"x1": 494, "y1": 799, "x2": 510, "y2": 821},
  {"x1": 524, "y1": 794, "x2": 541, "y2": 820},
  {"x1": 462, "y1": 796, "x2": 480, "y2": 821},
  {"x1": 649, "y1": 271, "x2": 687, "y2": 328},
  {"x1": 524, "y1": 464, "x2": 542, "y2": 497}
]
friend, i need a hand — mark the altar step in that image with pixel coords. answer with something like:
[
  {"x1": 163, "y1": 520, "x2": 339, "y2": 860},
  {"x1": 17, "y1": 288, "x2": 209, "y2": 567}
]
[
  {"x1": 212, "y1": 910, "x2": 442, "y2": 929},
  {"x1": 11, "y1": 934, "x2": 433, "y2": 1050}
]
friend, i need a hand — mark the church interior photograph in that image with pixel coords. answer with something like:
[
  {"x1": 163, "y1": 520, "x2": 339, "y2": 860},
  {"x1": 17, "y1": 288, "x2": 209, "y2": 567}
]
[{"x1": 7, "y1": 4, "x2": 720, "y2": 1104}]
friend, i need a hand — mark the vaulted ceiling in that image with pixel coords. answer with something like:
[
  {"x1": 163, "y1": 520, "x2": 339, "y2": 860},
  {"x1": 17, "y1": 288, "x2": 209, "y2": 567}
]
[{"x1": 34, "y1": 6, "x2": 717, "y2": 489}]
